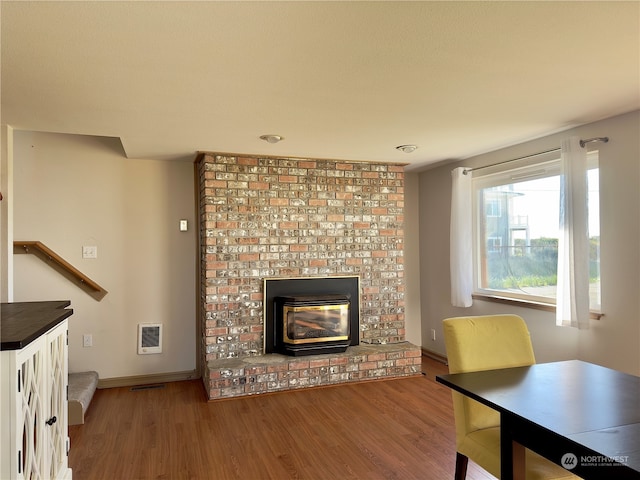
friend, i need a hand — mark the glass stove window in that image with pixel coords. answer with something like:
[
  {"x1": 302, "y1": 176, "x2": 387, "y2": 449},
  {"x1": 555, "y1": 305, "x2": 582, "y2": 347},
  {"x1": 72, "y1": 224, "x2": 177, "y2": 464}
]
[{"x1": 285, "y1": 304, "x2": 350, "y2": 343}]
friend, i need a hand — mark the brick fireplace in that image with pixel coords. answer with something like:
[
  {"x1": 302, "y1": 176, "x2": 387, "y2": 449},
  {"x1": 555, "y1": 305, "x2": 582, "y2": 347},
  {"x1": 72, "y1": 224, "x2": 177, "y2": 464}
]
[{"x1": 196, "y1": 153, "x2": 421, "y2": 400}]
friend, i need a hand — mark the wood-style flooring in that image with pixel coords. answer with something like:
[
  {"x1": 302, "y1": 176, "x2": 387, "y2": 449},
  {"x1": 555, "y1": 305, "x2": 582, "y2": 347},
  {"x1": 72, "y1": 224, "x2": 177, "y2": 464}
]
[{"x1": 69, "y1": 356, "x2": 495, "y2": 480}]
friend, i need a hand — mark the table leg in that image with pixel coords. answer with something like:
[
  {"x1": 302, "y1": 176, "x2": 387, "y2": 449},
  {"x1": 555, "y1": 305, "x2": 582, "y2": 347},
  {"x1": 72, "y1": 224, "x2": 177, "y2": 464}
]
[
  {"x1": 513, "y1": 440, "x2": 525, "y2": 480},
  {"x1": 500, "y1": 413, "x2": 526, "y2": 480}
]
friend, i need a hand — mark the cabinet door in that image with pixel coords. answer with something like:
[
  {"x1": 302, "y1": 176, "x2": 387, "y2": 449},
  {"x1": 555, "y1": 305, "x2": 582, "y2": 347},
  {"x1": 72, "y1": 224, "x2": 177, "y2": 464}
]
[
  {"x1": 45, "y1": 321, "x2": 69, "y2": 479},
  {"x1": 16, "y1": 336, "x2": 47, "y2": 479}
]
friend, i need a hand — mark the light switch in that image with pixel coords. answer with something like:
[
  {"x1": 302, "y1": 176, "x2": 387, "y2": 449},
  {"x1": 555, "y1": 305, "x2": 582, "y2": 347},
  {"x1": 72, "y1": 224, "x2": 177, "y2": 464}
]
[
  {"x1": 179, "y1": 219, "x2": 188, "y2": 231},
  {"x1": 82, "y1": 246, "x2": 98, "y2": 259}
]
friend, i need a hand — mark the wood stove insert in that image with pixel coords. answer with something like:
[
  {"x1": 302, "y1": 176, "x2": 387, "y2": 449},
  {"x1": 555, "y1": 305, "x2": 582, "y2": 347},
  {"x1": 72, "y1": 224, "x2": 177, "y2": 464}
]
[{"x1": 264, "y1": 276, "x2": 359, "y2": 356}]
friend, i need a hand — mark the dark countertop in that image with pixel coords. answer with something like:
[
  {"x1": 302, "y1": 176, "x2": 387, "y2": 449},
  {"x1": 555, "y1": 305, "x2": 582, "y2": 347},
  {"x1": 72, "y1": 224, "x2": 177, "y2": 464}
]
[{"x1": 1, "y1": 301, "x2": 73, "y2": 351}]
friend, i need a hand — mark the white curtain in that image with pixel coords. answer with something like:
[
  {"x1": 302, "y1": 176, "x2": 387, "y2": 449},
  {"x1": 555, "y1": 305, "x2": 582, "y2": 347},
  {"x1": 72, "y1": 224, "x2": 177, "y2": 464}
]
[
  {"x1": 450, "y1": 167, "x2": 473, "y2": 307},
  {"x1": 556, "y1": 137, "x2": 590, "y2": 329}
]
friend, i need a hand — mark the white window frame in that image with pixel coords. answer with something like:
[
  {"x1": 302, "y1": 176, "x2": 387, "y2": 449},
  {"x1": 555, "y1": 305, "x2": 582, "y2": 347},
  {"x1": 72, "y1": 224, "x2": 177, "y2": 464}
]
[{"x1": 471, "y1": 151, "x2": 600, "y2": 308}]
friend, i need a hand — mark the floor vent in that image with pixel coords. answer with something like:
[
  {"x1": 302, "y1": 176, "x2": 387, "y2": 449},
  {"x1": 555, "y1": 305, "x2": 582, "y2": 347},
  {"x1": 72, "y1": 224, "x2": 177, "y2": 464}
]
[{"x1": 130, "y1": 384, "x2": 165, "y2": 392}]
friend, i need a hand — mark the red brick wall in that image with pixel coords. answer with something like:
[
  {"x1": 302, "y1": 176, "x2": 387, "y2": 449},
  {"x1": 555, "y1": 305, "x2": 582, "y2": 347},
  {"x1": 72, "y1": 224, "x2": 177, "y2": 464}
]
[{"x1": 197, "y1": 153, "x2": 406, "y2": 367}]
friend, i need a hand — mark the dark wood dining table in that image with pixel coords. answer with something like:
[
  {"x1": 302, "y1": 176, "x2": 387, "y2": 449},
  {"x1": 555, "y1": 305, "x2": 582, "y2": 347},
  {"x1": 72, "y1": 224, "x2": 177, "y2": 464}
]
[{"x1": 436, "y1": 360, "x2": 640, "y2": 480}]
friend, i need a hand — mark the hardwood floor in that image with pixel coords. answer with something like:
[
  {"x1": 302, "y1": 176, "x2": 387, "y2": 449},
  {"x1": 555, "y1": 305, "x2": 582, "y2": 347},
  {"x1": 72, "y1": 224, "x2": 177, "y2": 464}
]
[{"x1": 69, "y1": 356, "x2": 495, "y2": 480}]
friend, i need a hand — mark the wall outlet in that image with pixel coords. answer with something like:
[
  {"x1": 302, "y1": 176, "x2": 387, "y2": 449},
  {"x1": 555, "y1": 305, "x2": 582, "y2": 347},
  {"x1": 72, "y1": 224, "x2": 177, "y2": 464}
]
[
  {"x1": 83, "y1": 334, "x2": 93, "y2": 347},
  {"x1": 431, "y1": 329, "x2": 436, "y2": 341}
]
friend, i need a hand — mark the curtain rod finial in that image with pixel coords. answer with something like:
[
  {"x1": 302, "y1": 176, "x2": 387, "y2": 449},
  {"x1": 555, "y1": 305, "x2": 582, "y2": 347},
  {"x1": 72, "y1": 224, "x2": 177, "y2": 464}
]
[{"x1": 580, "y1": 137, "x2": 609, "y2": 148}]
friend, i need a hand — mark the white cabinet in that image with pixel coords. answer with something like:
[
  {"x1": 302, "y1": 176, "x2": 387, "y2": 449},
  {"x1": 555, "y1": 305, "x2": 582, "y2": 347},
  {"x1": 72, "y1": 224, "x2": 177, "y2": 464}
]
[{"x1": 1, "y1": 302, "x2": 73, "y2": 480}]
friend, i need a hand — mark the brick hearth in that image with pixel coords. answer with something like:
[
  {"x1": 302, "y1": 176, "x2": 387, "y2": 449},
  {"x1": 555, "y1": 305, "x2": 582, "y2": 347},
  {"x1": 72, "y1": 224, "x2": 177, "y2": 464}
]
[
  {"x1": 196, "y1": 153, "x2": 421, "y2": 399},
  {"x1": 207, "y1": 344, "x2": 422, "y2": 399}
]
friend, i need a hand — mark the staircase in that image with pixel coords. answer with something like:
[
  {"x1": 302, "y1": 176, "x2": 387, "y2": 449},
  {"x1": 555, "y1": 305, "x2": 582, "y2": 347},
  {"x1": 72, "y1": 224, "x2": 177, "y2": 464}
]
[{"x1": 68, "y1": 371, "x2": 99, "y2": 425}]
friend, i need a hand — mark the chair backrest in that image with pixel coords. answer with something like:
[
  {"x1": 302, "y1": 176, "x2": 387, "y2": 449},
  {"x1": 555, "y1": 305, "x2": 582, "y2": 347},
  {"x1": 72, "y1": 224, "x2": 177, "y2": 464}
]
[{"x1": 442, "y1": 315, "x2": 536, "y2": 440}]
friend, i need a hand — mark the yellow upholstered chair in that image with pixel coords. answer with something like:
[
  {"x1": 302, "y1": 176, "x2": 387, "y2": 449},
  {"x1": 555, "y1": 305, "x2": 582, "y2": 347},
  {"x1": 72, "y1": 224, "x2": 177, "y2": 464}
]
[{"x1": 442, "y1": 315, "x2": 579, "y2": 480}]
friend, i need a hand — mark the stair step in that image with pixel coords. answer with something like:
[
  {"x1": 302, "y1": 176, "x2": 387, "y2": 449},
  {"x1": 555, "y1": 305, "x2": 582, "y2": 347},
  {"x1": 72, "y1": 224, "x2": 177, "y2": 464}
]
[{"x1": 68, "y1": 371, "x2": 99, "y2": 425}]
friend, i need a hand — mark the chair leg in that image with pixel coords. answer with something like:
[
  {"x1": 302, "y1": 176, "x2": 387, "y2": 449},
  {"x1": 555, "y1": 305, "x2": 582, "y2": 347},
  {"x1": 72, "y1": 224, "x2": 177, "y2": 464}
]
[{"x1": 454, "y1": 452, "x2": 468, "y2": 480}]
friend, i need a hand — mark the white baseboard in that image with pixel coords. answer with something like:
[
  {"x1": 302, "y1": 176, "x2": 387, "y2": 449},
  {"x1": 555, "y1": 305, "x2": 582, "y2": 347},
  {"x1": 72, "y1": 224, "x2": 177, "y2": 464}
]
[{"x1": 421, "y1": 348, "x2": 448, "y2": 365}]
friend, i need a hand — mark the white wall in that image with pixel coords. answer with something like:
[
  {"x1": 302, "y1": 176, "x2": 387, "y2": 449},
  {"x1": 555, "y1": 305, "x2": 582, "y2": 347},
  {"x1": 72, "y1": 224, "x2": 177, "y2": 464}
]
[
  {"x1": 11, "y1": 131, "x2": 197, "y2": 380},
  {"x1": 417, "y1": 110, "x2": 640, "y2": 375},
  {"x1": 403, "y1": 172, "x2": 422, "y2": 346},
  {"x1": 1, "y1": 125, "x2": 14, "y2": 302}
]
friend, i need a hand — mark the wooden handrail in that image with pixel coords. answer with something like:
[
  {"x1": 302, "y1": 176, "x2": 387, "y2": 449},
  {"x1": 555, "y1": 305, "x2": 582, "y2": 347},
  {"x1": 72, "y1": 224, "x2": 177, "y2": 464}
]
[{"x1": 13, "y1": 241, "x2": 108, "y2": 301}]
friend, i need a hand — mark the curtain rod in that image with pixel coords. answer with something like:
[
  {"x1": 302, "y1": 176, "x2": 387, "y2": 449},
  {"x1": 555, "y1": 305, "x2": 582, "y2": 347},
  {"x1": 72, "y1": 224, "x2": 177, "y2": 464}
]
[{"x1": 462, "y1": 137, "x2": 609, "y2": 175}]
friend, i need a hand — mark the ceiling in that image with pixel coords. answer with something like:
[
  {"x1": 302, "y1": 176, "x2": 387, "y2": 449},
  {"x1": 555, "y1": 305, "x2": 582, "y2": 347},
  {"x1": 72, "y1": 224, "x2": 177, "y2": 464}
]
[{"x1": 2, "y1": 1, "x2": 638, "y2": 172}]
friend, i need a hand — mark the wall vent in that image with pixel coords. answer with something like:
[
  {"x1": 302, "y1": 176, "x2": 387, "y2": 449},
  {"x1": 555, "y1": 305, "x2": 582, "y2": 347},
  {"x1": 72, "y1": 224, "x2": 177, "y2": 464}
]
[
  {"x1": 138, "y1": 323, "x2": 162, "y2": 354},
  {"x1": 130, "y1": 384, "x2": 165, "y2": 392}
]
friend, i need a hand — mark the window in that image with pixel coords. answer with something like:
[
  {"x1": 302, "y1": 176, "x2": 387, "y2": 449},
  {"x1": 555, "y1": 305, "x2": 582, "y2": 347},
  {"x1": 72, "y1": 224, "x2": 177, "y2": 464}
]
[
  {"x1": 472, "y1": 152, "x2": 600, "y2": 310},
  {"x1": 485, "y1": 198, "x2": 502, "y2": 217},
  {"x1": 487, "y1": 236, "x2": 502, "y2": 253}
]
